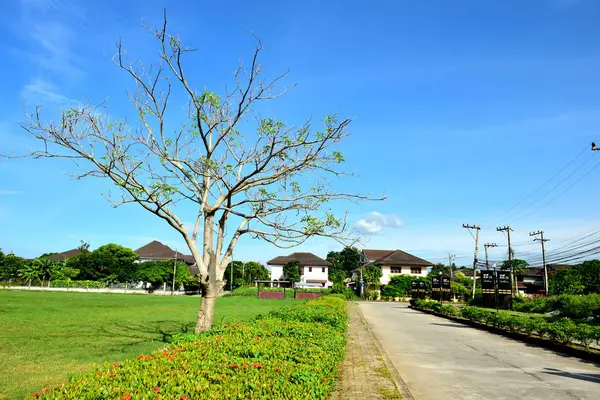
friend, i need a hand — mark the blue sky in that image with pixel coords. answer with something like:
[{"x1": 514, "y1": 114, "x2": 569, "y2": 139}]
[{"x1": 1, "y1": 0, "x2": 600, "y2": 267}]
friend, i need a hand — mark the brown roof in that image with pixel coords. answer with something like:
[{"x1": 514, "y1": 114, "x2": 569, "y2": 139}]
[
  {"x1": 267, "y1": 252, "x2": 332, "y2": 267},
  {"x1": 371, "y1": 250, "x2": 433, "y2": 267},
  {"x1": 306, "y1": 279, "x2": 327, "y2": 283},
  {"x1": 134, "y1": 241, "x2": 195, "y2": 264},
  {"x1": 362, "y1": 249, "x2": 395, "y2": 261},
  {"x1": 50, "y1": 248, "x2": 87, "y2": 261}
]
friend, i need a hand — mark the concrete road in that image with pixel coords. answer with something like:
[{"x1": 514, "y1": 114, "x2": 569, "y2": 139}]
[{"x1": 358, "y1": 302, "x2": 600, "y2": 400}]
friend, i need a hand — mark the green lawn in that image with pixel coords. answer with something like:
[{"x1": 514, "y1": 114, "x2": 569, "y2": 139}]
[{"x1": 0, "y1": 290, "x2": 301, "y2": 400}]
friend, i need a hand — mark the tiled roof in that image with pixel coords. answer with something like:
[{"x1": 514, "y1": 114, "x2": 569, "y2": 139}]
[
  {"x1": 134, "y1": 241, "x2": 195, "y2": 264},
  {"x1": 267, "y1": 252, "x2": 332, "y2": 267},
  {"x1": 372, "y1": 249, "x2": 433, "y2": 267},
  {"x1": 50, "y1": 248, "x2": 87, "y2": 261},
  {"x1": 362, "y1": 249, "x2": 395, "y2": 261}
]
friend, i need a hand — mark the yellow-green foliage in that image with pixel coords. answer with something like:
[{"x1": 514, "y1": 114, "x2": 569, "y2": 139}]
[{"x1": 30, "y1": 297, "x2": 348, "y2": 399}]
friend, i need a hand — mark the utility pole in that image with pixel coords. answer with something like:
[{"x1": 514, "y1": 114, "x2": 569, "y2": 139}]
[
  {"x1": 449, "y1": 253, "x2": 456, "y2": 300},
  {"x1": 530, "y1": 231, "x2": 550, "y2": 296},
  {"x1": 462, "y1": 224, "x2": 481, "y2": 299},
  {"x1": 484, "y1": 243, "x2": 498, "y2": 269},
  {"x1": 497, "y1": 226, "x2": 515, "y2": 294}
]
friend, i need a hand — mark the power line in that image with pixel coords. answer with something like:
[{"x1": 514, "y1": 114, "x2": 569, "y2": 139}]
[{"x1": 488, "y1": 145, "x2": 589, "y2": 223}]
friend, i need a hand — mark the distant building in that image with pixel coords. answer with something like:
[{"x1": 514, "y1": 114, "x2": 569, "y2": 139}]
[
  {"x1": 50, "y1": 248, "x2": 88, "y2": 262},
  {"x1": 354, "y1": 249, "x2": 432, "y2": 285},
  {"x1": 267, "y1": 252, "x2": 332, "y2": 287}
]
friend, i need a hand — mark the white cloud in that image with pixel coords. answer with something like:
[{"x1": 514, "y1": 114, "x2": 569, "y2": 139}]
[
  {"x1": 20, "y1": 78, "x2": 75, "y2": 108},
  {"x1": 353, "y1": 211, "x2": 404, "y2": 235}
]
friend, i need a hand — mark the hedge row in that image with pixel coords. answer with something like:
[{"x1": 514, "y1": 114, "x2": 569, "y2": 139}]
[
  {"x1": 512, "y1": 294, "x2": 600, "y2": 319},
  {"x1": 31, "y1": 296, "x2": 348, "y2": 399},
  {"x1": 411, "y1": 299, "x2": 600, "y2": 348}
]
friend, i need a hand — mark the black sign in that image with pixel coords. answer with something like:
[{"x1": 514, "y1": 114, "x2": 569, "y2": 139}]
[
  {"x1": 481, "y1": 270, "x2": 495, "y2": 291},
  {"x1": 418, "y1": 280, "x2": 426, "y2": 289},
  {"x1": 411, "y1": 280, "x2": 418, "y2": 289},
  {"x1": 497, "y1": 271, "x2": 511, "y2": 292},
  {"x1": 432, "y1": 276, "x2": 441, "y2": 291},
  {"x1": 441, "y1": 275, "x2": 451, "y2": 291}
]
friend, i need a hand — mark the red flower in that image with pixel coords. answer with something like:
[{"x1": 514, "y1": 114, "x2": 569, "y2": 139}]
[
  {"x1": 229, "y1": 364, "x2": 239, "y2": 369},
  {"x1": 41, "y1": 388, "x2": 50, "y2": 394},
  {"x1": 216, "y1": 336, "x2": 222, "y2": 341},
  {"x1": 275, "y1": 367, "x2": 279, "y2": 372},
  {"x1": 242, "y1": 365, "x2": 248, "y2": 371},
  {"x1": 121, "y1": 396, "x2": 132, "y2": 400},
  {"x1": 113, "y1": 362, "x2": 120, "y2": 367},
  {"x1": 137, "y1": 355, "x2": 144, "y2": 360},
  {"x1": 32, "y1": 394, "x2": 40, "y2": 399},
  {"x1": 180, "y1": 395, "x2": 189, "y2": 400},
  {"x1": 109, "y1": 372, "x2": 116, "y2": 377},
  {"x1": 153, "y1": 387, "x2": 161, "y2": 393},
  {"x1": 323, "y1": 377, "x2": 327, "y2": 382}
]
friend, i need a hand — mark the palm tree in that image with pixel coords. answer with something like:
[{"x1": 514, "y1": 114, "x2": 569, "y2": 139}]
[{"x1": 18, "y1": 264, "x2": 42, "y2": 288}]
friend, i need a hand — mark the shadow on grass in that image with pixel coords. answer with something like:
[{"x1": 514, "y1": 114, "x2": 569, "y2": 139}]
[{"x1": 97, "y1": 320, "x2": 195, "y2": 348}]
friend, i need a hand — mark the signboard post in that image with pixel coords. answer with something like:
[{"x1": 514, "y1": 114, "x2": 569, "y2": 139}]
[
  {"x1": 411, "y1": 280, "x2": 419, "y2": 299},
  {"x1": 496, "y1": 270, "x2": 512, "y2": 310},
  {"x1": 432, "y1": 275, "x2": 442, "y2": 302},
  {"x1": 481, "y1": 270, "x2": 496, "y2": 309},
  {"x1": 418, "y1": 280, "x2": 426, "y2": 299},
  {"x1": 441, "y1": 275, "x2": 451, "y2": 302}
]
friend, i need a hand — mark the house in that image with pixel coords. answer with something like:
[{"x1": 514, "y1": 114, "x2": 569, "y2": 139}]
[
  {"x1": 517, "y1": 264, "x2": 571, "y2": 295},
  {"x1": 267, "y1": 252, "x2": 332, "y2": 287},
  {"x1": 355, "y1": 249, "x2": 432, "y2": 285},
  {"x1": 50, "y1": 248, "x2": 88, "y2": 262},
  {"x1": 134, "y1": 241, "x2": 195, "y2": 264},
  {"x1": 134, "y1": 240, "x2": 198, "y2": 276}
]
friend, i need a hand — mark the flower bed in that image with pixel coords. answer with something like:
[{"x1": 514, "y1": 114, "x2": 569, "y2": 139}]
[
  {"x1": 30, "y1": 296, "x2": 348, "y2": 399},
  {"x1": 410, "y1": 299, "x2": 600, "y2": 349}
]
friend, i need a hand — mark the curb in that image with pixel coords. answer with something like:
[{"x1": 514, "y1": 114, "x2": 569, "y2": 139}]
[
  {"x1": 354, "y1": 302, "x2": 415, "y2": 400},
  {"x1": 410, "y1": 306, "x2": 600, "y2": 363}
]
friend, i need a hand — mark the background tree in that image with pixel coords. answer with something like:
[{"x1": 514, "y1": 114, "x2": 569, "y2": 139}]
[
  {"x1": 18, "y1": 263, "x2": 42, "y2": 287},
  {"x1": 11, "y1": 13, "x2": 378, "y2": 332},
  {"x1": 49, "y1": 262, "x2": 80, "y2": 281},
  {"x1": 135, "y1": 261, "x2": 190, "y2": 290},
  {"x1": 550, "y1": 267, "x2": 585, "y2": 295},
  {"x1": 90, "y1": 244, "x2": 140, "y2": 282},
  {"x1": 31, "y1": 256, "x2": 57, "y2": 286},
  {"x1": 241, "y1": 261, "x2": 270, "y2": 285},
  {"x1": 283, "y1": 261, "x2": 301, "y2": 283},
  {"x1": 361, "y1": 264, "x2": 383, "y2": 288},
  {"x1": 0, "y1": 252, "x2": 26, "y2": 282},
  {"x1": 428, "y1": 263, "x2": 450, "y2": 277},
  {"x1": 381, "y1": 275, "x2": 413, "y2": 298},
  {"x1": 501, "y1": 259, "x2": 528, "y2": 295},
  {"x1": 326, "y1": 247, "x2": 361, "y2": 283},
  {"x1": 224, "y1": 261, "x2": 245, "y2": 290}
]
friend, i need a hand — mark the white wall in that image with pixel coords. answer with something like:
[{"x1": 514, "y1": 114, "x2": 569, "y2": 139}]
[
  {"x1": 301, "y1": 266, "x2": 329, "y2": 283},
  {"x1": 380, "y1": 265, "x2": 427, "y2": 285},
  {"x1": 270, "y1": 265, "x2": 284, "y2": 281}
]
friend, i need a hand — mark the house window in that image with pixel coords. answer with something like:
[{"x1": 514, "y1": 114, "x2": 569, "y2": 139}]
[
  {"x1": 309, "y1": 267, "x2": 312, "y2": 272},
  {"x1": 390, "y1": 267, "x2": 401, "y2": 274},
  {"x1": 411, "y1": 267, "x2": 422, "y2": 274},
  {"x1": 322, "y1": 267, "x2": 326, "y2": 273}
]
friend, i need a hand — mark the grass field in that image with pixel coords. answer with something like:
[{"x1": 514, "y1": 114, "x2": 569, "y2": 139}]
[{"x1": 0, "y1": 290, "x2": 301, "y2": 400}]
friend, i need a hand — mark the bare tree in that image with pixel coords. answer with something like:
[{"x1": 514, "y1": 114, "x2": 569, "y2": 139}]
[{"x1": 10, "y1": 13, "x2": 381, "y2": 332}]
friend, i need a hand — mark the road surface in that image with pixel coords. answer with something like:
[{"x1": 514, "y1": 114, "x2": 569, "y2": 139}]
[{"x1": 358, "y1": 302, "x2": 600, "y2": 400}]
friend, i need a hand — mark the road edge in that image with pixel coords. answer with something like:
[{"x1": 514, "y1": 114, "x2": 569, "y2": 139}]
[{"x1": 354, "y1": 302, "x2": 415, "y2": 400}]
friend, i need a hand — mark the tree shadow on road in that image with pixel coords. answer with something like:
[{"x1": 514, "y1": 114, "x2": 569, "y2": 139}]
[
  {"x1": 541, "y1": 368, "x2": 600, "y2": 383},
  {"x1": 430, "y1": 323, "x2": 470, "y2": 328}
]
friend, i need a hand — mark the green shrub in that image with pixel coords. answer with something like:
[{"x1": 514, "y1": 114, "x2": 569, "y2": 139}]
[
  {"x1": 439, "y1": 304, "x2": 460, "y2": 317},
  {"x1": 50, "y1": 280, "x2": 106, "y2": 289},
  {"x1": 30, "y1": 296, "x2": 347, "y2": 399},
  {"x1": 539, "y1": 318, "x2": 578, "y2": 345},
  {"x1": 512, "y1": 294, "x2": 600, "y2": 319},
  {"x1": 229, "y1": 286, "x2": 259, "y2": 297}
]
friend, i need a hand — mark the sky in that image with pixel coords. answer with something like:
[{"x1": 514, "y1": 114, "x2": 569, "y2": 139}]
[{"x1": 1, "y1": 0, "x2": 600, "y2": 267}]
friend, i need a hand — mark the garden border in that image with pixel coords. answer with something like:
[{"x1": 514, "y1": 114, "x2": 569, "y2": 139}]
[
  {"x1": 410, "y1": 306, "x2": 600, "y2": 364},
  {"x1": 355, "y1": 303, "x2": 414, "y2": 400}
]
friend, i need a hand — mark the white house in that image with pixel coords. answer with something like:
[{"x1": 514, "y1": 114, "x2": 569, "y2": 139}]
[
  {"x1": 267, "y1": 252, "x2": 332, "y2": 288},
  {"x1": 355, "y1": 249, "x2": 432, "y2": 285}
]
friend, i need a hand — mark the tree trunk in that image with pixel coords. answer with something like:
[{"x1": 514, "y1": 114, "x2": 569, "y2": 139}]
[{"x1": 195, "y1": 281, "x2": 225, "y2": 333}]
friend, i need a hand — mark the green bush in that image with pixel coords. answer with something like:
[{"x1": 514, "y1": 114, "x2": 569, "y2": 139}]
[
  {"x1": 50, "y1": 280, "x2": 106, "y2": 289},
  {"x1": 512, "y1": 294, "x2": 600, "y2": 319},
  {"x1": 30, "y1": 297, "x2": 347, "y2": 399},
  {"x1": 229, "y1": 286, "x2": 259, "y2": 297}
]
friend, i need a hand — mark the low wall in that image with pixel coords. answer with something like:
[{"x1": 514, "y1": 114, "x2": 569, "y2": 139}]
[
  {"x1": 295, "y1": 292, "x2": 323, "y2": 300},
  {"x1": 258, "y1": 291, "x2": 285, "y2": 299}
]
